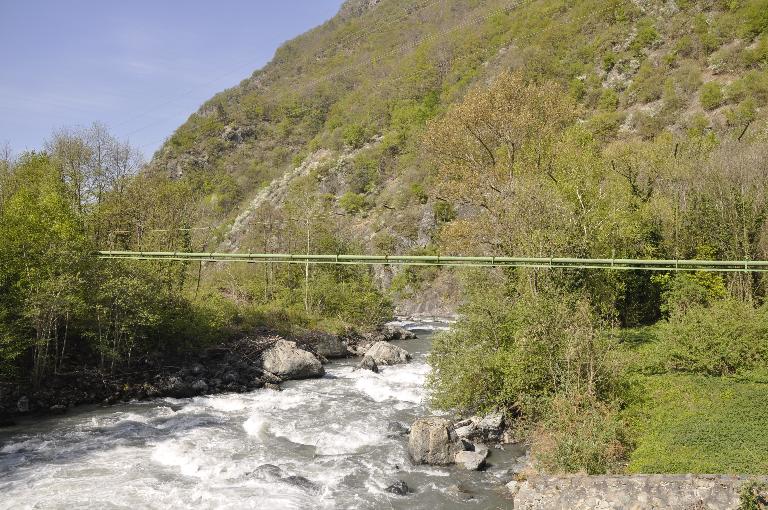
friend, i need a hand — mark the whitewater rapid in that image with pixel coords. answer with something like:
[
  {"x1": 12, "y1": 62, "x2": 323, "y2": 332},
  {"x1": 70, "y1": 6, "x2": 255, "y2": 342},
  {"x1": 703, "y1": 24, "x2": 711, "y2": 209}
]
[{"x1": 0, "y1": 326, "x2": 518, "y2": 509}]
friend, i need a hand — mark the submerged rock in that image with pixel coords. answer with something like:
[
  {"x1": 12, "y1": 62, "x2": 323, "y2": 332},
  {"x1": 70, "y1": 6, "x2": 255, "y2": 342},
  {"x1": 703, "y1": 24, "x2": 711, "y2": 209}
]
[
  {"x1": 408, "y1": 416, "x2": 462, "y2": 465},
  {"x1": 363, "y1": 341, "x2": 411, "y2": 366},
  {"x1": 386, "y1": 421, "x2": 410, "y2": 437},
  {"x1": 251, "y1": 464, "x2": 283, "y2": 480},
  {"x1": 358, "y1": 356, "x2": 379, "y2": 372},
  {"x1": 261, "y1": 340, "x2": 325, "y2": 380},
  {"x1": 283, "y1": 475, "x2": 321, "y2": 495},
  {"x1": 384, "y1": 480, "x2": 409, "y2": 496}
]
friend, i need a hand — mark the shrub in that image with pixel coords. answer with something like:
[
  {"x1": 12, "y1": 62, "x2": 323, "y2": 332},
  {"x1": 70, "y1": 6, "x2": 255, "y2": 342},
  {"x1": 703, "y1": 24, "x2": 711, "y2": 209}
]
[
  {"x1": 657, "y1": 300, "x2": 768, "y2": 376},
  {"x1": 532, "y1": 392, "x2": 628, "y2": 475},
  {"x1": 656, "y1": 272, "x2": 727, "y2": 318},
  {"x1": 700, "y1": 82, "x2": 724, "y2": 110},
  {"x1": 725, "y1": 99, "x2": 758, "y2": 127},
  {"x1": 598, "y1": 88, "x2": 620, "y2": 111},
  {"x1": 342, "y1": 124, "x2": 369, "y2": 149},
  {"x1": 587, "y1": 112, "x2": 625, "y2": 141},
  {"x1": 739, "y1": 481, "x2": 768, "y2": 510},
  {"x1": 742, "y1": 0, "x2": 768, "y2": 38},
  {"x1": 428, "y1": 285, "x2": 622, "y2": 419},
  {"x1": 338, "y1": 191, "x2": 367, "y2": 214},
  {"x1": 433, "y1": 201, "x2": 456, "y2": 223}
]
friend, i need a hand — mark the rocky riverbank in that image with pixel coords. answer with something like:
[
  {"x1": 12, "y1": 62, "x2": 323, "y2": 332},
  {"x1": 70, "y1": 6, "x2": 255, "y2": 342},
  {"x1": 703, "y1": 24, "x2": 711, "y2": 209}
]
[{"x1": 0, "y1": 324, "x2": 416, "y2": 426}]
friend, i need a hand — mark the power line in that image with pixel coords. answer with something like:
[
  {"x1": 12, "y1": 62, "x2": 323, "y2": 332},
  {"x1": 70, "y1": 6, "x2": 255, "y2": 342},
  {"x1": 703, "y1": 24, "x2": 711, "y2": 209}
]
[{"x1": 97, "y1": 251, "x2": 768, "y2": 273}]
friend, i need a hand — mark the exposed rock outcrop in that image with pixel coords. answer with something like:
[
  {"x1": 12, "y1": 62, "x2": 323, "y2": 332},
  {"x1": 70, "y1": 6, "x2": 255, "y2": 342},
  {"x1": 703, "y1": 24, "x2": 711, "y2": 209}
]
[
  {"x1": 260, "y1": 340, "x2": 325, "y2": 380},
  {"x1": 408, "y1": 416, "x2": 463, "y2": 465},
  {"x1": 507, "y1": 475, "x2": 768, "y2": 510}
]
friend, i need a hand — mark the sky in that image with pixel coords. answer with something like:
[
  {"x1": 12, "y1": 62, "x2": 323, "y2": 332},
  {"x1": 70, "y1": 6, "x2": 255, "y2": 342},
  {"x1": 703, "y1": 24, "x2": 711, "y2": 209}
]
[{"x1": 0, "y1": 1, "x2": 345, "y2": 160}]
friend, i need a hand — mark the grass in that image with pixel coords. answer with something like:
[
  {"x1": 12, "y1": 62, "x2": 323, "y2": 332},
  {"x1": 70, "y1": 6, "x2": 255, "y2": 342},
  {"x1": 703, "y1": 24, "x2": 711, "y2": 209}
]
[{"x1": 618, "y1": 326, "x2": 768, "y2": 474}]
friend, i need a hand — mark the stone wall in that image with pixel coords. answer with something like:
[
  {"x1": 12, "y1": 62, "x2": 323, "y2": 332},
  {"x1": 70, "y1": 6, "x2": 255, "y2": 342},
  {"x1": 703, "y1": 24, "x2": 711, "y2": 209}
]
[{"x1": 507, "y1": 474, "x2": 768, "y2": 510}]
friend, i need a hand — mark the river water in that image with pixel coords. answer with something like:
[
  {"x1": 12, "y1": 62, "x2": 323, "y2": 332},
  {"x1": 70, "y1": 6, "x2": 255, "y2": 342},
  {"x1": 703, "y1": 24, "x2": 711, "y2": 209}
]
[{"x1": 0, "y1": 322, "x2": 520, "y2": 509}]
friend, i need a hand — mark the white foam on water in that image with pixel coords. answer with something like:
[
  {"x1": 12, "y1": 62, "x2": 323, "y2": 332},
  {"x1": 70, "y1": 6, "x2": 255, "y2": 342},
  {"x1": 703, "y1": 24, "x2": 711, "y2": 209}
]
[{"x1": 242, "y1": 414, "x2": 269, "y2": 438}]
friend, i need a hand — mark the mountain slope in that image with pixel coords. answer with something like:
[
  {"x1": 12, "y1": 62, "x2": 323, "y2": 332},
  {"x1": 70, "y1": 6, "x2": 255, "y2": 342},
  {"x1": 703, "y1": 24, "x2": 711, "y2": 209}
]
[{"x1": 147, "y1": 0, "x2": 768, "y2": 309}]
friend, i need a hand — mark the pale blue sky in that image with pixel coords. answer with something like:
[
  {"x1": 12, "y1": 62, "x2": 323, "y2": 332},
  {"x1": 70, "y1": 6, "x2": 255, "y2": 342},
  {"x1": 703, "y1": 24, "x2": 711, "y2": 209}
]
[{"x1": 0, "y1": 1, "x2": 345, "y2": 160}]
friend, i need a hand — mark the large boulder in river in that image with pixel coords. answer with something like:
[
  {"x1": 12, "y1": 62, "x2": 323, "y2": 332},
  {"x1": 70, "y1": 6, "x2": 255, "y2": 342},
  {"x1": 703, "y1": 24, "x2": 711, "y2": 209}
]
[
  {"x1": 383, "y1": 325, "x2": 417, "y2": 341},
  {"x1": 363, "y1": 341, "x2": 411, "y2": 366},
  {"x1": 408, "y1": 416, "x2": 463, "y2": 465},
  {"x1": 455, "y1": 445, "x2": 489, "y2": 470},
  {"x1": 261, "y1": 340, "x2": 324, "y2": 380},
  {"x1": 300, "y1": 331, "x2": 349, "y2": 359}
]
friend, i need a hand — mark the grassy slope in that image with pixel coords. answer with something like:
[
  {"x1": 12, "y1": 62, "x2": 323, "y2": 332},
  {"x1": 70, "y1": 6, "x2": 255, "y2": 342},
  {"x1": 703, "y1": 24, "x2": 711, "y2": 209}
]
[{"x1": 620, "y1": 328, "x2": 768, "y2": 474}]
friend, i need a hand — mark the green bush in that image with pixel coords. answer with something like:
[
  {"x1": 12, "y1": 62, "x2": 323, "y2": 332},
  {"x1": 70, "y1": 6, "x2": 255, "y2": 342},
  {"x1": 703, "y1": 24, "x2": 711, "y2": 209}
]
[
  {"x1": 338, "y1": 191, "x2": 367, "y2": 214},
  {"x1": 700, "y1": 82, "x2": 724, "y2": 110},
  {"x1": 656, "y1": 272, "x2": 727, "y2": 318},
  {"x1": 657, "y1": 300, "x2": 768, "y2": 376},
  {"x1": 433, "y1": 201, "x2": 456, "y2": 223},
  {"x1": 428, "y1": 285, "x2": 622, "y2": 419},
  {"x1": 342, "y1": 124, "x2": 369, "y2": 149},
  {"x1": 742, "y1": 0, "x2": 768, "y2": 38}
]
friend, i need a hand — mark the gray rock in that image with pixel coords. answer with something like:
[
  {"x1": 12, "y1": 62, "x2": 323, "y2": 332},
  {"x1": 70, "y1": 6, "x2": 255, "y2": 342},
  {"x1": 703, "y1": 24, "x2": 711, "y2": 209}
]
[
  {"x1": 478, "y1": 412, "x2": 504, "y2": 431},
  {"x1": 163, "y1": 377, "x2": 195, "y2": 398},
  {"x1": 301, "y1": 331, "x2": 349, "y2": 358},
  {"x1": 408, "y1": 416, "x2": 462, "y2": 465},
  {"x1": 261, "y1": 340, "x2": 324, "y2": 380},
  {"x1": 455, "y1": 449, "x2": 487, "y2": 470},
  {"x1": 259, "y1": 370, "x2": 283, "y2": 385},
  {"x1": 264, "y1": 382, "x2": 282, "y2": 391},
  {"x1": 283, "y1": 475, "x2": 321, "y2": 495},
  {"x1": 384, "y1": 325, "x2": 417, "y2": 340},
  {"x1": 251, "y1": 464, "x2": 282, "y2": 480},
  {"x1": 359, "y1": 356, "x2": 379, "y2": 372},
  {"x1": 454, "y1": 423, "x2": 477, "y2": 439},
  {"x1": 509, "y1": 475, "x2": 768, "y2": 510},
  {"x1": 49, "y1": 404, "x2": 67, "y2": 415},
  {"x1": 386, "y1": 421, "x2": 410, "y2": 437},
  {"x1": 190, "y1": 380, "x2": 209, "y2": 394},
  {"x1": 384, "y1": 480, "x2": 409, "y2": 495},
  {"x1": 190, "y1": 363, "x2": 206, "y2": 376},
  {"x1": 16, "y1": 396, "x2": 29, "y2": 413},
  {"x1": 363, "y1": 341, "x2": 412, "y2": 366}
]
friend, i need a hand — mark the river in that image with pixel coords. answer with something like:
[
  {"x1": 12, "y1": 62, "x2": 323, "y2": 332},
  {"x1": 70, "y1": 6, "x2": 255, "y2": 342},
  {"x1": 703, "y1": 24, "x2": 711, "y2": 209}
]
[{"x1": 0, "y1": 322, "x2": 521, "y2": 509}]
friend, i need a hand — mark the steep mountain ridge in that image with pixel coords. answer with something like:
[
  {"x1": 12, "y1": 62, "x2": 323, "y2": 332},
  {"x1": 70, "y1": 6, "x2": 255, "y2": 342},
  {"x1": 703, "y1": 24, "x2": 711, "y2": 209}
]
[{"x1": 149, "y1": 0, "x2": 768, "y2": 277}]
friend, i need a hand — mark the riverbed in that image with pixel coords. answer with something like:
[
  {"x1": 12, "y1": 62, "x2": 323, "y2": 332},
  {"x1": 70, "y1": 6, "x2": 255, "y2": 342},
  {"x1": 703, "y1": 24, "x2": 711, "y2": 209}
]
[{"x1": 0, "y1": 323, "x2": 520, "y2": 509}]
